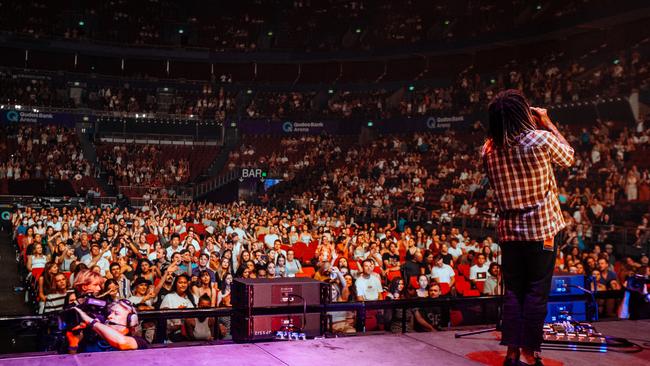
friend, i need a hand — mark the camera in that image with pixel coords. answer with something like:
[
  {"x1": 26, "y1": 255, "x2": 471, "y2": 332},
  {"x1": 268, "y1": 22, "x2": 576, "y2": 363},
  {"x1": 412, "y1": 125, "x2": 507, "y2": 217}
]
[
  {"x1": 627, "y1": 274, "x2": 649, "y2": 293},
  {"x1": 58, "y1": 296, "x2": 109, "y2": 331}
]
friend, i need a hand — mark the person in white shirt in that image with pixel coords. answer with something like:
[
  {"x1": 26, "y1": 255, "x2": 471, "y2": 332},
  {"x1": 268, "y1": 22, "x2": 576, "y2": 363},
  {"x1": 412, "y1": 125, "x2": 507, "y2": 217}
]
[
  {"x1": 264, "y1": 227, "x2": 280, "y2": 250},
  {"x1": 165, "y1": 234, "x2": 183, "y2": 261},
  {"x1": 355, "y1": 259, "x2": 384, "y2": 301},
  {"x1": 429, "y1": 254, "x2": 455, "y2": 288},
  {"x1": 48, "y1": 216, "x2": 62, "y2": 232},
  {"x1": 469, "y1": 253, "x2": 489, "y2": 286},
  {"x1": 159, "y1": 274, "x2": 195, "y2": 339},
  {"x1": 448, "y1": 238, "x2": 463, "y2": 261},
  {"x1": 80, "y1": 243, "x2": 111, "y2": 276}
]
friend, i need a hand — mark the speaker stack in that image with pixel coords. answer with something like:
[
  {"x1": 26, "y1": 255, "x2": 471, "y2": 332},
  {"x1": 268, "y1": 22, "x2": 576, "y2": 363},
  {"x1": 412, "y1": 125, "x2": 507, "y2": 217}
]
[
  {"x1": 545, "y1": 273, "x2": 590, "y2": 322},
  {"x1": 231, "y1": 277, "x2": 329, "y2": 342}
]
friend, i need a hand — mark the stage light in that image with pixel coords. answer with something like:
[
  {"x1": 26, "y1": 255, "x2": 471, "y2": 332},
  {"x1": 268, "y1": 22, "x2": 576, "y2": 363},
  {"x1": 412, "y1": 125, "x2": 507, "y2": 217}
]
[
  {"x1": 444, "y1": 20, "x2": 450, "y2": 26},
  {"x1": 355, "y1": 28, "x2": 362, "y2": 34},
  {"x1": 536, "y1": 5, "x2": 542, "y2": 10},
  {"x1": 247, "y1": 89, "x2": 253, "y2": 94},
  {"x1": 267, "y1": 31, "x2": 274, "y2": 36},
  {"x1": 408, "y1": 85, "x2": 415, "y2": 91},
  {"x1": 490, "y1": 79, "x2": 496, "y2": 84},
  {"x1": 15, "y1": 105, "x2": 22, "y2": 109},
  {"x1": 328, "y1": 89, "x2": 334, "y2": 94},
  {"x1": 78, "y1": 20, "x2": 85, "y2": 26},
  {"x1": 32, "y1": 109, "x2": 39, "y2": 113},
  {"x1": 367, "y1": 121, "x2": 374, "y2": 127},
  {"x1": 178, "y1": 29, "x2": 184, "y2": 34},
  {"x1": 230, "y1": 122, "x2": 236, "y2": 127},
  {"x1": 613, "y1": 59, "x2": 620, "y2": 65}
]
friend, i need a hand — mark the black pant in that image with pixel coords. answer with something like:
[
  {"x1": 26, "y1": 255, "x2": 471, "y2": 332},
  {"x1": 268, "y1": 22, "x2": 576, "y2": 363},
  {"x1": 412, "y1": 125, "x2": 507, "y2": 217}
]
[{"x1": 500, "y1": 239, "x2": 555, "y2": 351}]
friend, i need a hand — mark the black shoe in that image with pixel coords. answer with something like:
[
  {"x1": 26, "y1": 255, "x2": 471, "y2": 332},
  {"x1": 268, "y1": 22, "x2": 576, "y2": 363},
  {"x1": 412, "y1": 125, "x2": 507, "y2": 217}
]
[
  {"x1": 503, "y1": 358, "x2": 518, "y2": 366},
  {"x1": 517, "y1": 358, "x2": 543, "y2": 366}
]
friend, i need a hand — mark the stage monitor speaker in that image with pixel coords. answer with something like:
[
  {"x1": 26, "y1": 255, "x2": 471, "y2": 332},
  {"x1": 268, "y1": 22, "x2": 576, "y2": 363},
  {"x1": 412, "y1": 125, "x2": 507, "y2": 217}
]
[
  {"x1": 549, "y1": 273, "x2": 587, "y2": 297},
  {"x1": 545, "y1": 300, "x2": 588, "y2": 323},
  {"x1": 231, "y1": 312, "x2": 322, "y2": 342},
  {"x1": 232, "y1": 278, "x2": 329, "y2": 309}
]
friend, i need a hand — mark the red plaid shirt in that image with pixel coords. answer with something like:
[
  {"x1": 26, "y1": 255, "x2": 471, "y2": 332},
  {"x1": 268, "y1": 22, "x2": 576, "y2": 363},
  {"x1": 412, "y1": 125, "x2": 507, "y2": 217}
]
[{"x1": 482, "y1": 130, "x2": 575, "y2": 241}]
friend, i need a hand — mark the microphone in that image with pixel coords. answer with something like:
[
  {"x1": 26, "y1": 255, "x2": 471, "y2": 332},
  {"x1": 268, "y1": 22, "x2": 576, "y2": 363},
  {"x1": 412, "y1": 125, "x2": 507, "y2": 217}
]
[
  {"x1": 106, "y1": 320, "x2": 128, "y2": 327},
  {"x1": 563, "y1": 283, "x2": 598, "y2": 321},
  {"x1": 564, "y1": 283, "x2": 592, "y2": 294}
]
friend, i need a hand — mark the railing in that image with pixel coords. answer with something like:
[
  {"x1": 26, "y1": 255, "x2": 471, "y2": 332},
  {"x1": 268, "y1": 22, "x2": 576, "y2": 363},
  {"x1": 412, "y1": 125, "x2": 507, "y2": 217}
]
[
  {"x1": 118, "y1": 185, "x2": 194, "y2": 199},
  {"x1": 98, "y1": 134, "x2": 222, "y2": 145},
  {"x1": 0, "y1": 102, "x2": 220, "y2": 123},
  {"x1": 193, "y1": 169, "x2": 241, "y2": 198},
  {"x1": 0, "y1": 195, "x2": 192, "y2": 209},
  {"x1": 0, "y1": 290, "x2": 629, "y2": 355}
]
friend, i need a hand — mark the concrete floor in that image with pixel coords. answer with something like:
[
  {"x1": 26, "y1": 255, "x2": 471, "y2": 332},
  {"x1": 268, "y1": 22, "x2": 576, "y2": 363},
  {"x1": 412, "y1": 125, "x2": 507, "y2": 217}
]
[{"x1": 0, "y1": 320, "x2": 648, "y2": 366}]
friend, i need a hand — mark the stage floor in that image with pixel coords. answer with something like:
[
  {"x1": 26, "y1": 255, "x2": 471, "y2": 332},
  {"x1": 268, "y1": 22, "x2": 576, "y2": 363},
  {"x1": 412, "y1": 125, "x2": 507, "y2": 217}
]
[{"x1": 1, "y1": 320, "x2": 648, "y2": 366}]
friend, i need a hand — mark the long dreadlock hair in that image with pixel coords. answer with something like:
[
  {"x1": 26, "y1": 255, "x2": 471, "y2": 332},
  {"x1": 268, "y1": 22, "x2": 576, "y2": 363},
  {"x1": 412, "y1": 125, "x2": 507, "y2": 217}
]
[{"x1": 487, "y1": 89, "x2": 537, "y2": 148}]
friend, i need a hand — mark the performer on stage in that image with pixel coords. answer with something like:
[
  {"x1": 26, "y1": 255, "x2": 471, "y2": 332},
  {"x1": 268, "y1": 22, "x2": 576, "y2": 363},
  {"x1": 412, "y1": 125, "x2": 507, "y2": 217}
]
[{"x1": 482, "y1": 90, "x2": 574, "y2": 366}]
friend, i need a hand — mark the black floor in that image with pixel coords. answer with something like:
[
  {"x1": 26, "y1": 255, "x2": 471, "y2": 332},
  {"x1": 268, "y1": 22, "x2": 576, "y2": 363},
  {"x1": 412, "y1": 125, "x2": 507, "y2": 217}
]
[{"x1": 0, "y1": 230, "x2": 31, "y2": 316}]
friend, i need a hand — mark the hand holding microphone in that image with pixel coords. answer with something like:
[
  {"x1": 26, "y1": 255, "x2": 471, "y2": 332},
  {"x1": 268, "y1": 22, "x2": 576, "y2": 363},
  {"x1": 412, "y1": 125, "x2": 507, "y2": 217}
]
[{"x1": 530, "y1": 107, "x2": 554, "y2": 131}]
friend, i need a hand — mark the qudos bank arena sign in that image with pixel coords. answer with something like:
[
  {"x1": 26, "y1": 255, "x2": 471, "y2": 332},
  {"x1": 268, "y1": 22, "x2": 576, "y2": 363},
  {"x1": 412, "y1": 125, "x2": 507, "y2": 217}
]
[{"x1": 2, "y1": 109, "x2": 78, "y2": 127}]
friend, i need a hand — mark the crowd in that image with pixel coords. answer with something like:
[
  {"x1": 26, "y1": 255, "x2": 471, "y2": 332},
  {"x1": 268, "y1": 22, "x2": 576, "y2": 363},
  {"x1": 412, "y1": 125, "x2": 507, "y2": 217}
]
[
  {"x1": 0, "y1": 124, "x2": 92, "y2": 181},
  {"x1": 1, "y1": 32, "x2": 647, "y2": 123},
  {"x1": 13, "y1": 197, "x2": 648, "y2": 341},
  {"x1": 0, "y1": 1, "x2": 614, "y2": 52},
  {"x1": 243, "y1": 113, "x2": 650, "y2": 250},
  {"x1": 97, "y1": 144, "x2": 191, "y2": 188}
]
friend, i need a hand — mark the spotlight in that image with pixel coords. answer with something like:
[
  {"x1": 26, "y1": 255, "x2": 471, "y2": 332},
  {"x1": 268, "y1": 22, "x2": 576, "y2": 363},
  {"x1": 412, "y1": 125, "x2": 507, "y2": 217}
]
[
  {"x1": 408, "y1": 85, "x2": 415, "y2": 91},
  {"x1": 355, "y1": 28, "x2": 362, "y2": 34},
  {"x1": 178, "y1": 29, "x2": 184, "y2": 34},
  {"x1": 328, "y1": 89, "x2": 334, "y2": 94},
  {"x1": 267, "y1": 31, "x2": 274, "y2": 36},
  {"x1": 247, "y1": 89, "x2": 253, "y2": 94},
  {"x1": 367, "y1": 121, "x2": 374, "y2": 127},
  {"x1": 444, "y1": 20, "x2": 450, "y2": 26},
  {"x1": 78, "y1": 20, "x2": 85, "y2": 26}
]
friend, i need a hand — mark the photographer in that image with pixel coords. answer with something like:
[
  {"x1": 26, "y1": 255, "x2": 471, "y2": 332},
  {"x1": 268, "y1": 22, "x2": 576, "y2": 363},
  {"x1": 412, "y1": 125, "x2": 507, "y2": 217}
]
[
  {"x1": 64, "y1": 270, "x2": 147, "y2": 353},
  {"x1": 68, "y1": 299, "x2": 148, "y2": 352}
]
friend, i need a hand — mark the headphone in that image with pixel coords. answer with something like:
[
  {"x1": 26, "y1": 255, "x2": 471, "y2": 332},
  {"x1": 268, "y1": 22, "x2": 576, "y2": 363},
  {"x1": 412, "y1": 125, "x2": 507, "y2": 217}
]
[{"x1": 109, "y1": 299, "x2": 139, "y2": 328}]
